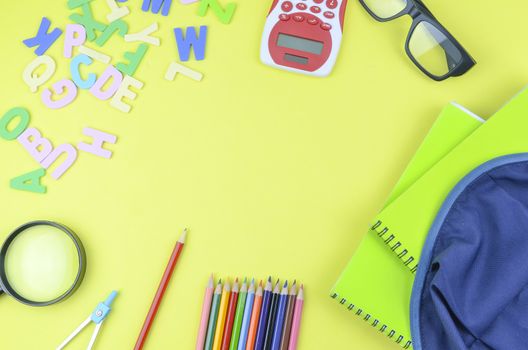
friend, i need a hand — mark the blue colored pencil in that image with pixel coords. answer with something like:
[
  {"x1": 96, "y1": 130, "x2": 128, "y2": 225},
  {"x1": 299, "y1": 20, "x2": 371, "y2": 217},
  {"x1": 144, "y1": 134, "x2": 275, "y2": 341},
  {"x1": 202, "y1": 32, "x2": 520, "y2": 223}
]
[
  {"x1": 270, "y1": 281, "x2": 289, "y2": 350},
  {"x1": 263, "y1": 280, "x2": 281, "y2": 350},
  {"x1": 237, "y1": 279, "x2": 255, "y2": 350},
  {"x1": 254, "y1": 277, "x2": 273, "y2": 350}
]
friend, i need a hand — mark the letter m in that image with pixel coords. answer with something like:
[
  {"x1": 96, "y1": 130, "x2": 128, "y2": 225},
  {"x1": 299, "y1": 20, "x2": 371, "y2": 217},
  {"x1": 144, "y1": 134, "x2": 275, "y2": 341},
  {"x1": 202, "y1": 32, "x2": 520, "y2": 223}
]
[{"x1": 141, "y1": 0, "x2": 172, "y2": 16}]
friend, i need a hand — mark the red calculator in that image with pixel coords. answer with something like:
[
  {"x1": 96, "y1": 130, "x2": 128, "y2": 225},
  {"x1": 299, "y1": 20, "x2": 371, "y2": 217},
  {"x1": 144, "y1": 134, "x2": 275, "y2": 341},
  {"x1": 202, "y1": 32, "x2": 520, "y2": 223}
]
[{"x1": 260, "y1": 0, "x2": 348, "y2": 77}]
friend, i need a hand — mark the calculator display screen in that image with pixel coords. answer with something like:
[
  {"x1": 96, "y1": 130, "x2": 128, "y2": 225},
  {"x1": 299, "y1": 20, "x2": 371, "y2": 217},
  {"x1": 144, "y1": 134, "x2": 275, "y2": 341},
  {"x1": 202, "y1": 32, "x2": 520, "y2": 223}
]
[{"x1": 277, "y1": 34, "x2": 324, "y2": 55}]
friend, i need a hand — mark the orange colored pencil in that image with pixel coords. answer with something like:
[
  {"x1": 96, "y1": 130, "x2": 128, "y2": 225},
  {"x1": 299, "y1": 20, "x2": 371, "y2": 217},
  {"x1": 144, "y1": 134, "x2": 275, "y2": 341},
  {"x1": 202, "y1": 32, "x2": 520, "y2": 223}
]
[{"x1": 245, "y1": 282, "x2": 263, "y2": 350}]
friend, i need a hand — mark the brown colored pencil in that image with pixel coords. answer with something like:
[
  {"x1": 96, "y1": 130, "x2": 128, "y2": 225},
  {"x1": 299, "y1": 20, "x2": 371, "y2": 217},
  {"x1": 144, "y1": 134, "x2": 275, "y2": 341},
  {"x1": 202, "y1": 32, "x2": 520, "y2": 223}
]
[{"x1": 279, "y1": 282, "x2": 297, "y2": 350}]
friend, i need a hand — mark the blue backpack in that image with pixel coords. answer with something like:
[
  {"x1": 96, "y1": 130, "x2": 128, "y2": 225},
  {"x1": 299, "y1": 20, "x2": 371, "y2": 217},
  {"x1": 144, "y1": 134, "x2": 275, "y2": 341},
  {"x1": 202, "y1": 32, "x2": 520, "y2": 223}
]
[{"x1": 411, "y1": 154, "x2": 528, "y2": 350}]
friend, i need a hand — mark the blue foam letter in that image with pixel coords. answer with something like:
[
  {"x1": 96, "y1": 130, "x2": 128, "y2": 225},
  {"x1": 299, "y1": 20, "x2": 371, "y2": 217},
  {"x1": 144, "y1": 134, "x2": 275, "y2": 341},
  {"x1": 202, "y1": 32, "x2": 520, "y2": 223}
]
[
  {"x1": 23, "y1": 17, "x2": 62, "y2": 56},
  {"x1": 173, "y1": 26, "x2": 207, "y2": 62},
  {"x1": 141, "y1": 0, "x2": 173, "y2": 16},
  {"x1": 71, "y1": 54, "x2": 96, "y2": 89}
]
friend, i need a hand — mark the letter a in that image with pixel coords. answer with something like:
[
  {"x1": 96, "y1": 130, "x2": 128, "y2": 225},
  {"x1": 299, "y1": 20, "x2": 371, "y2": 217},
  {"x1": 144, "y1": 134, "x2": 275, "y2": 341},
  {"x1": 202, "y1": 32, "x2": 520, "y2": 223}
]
[{"x1": 10, "y1": 168, "x2": 47, "y2": 194}]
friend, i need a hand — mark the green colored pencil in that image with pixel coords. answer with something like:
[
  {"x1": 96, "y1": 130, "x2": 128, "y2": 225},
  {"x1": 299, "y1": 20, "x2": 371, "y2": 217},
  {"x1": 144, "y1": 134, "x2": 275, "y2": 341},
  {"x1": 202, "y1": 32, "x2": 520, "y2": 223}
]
[
  {"x1": 204, "y1": 280, "x2": 223, "y2": 350},
  {"x1": 229, "y1": 278, "x2": 248, "y2": 350}
]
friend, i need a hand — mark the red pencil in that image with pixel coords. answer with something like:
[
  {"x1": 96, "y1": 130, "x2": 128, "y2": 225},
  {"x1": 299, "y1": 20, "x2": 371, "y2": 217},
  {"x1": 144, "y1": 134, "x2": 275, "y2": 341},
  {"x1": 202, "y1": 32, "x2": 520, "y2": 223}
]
[
  {"x1": 134, "y1": 229, "x2": 187, "y2": 350},
  {"x1": 220, "y1": 279, "x2": 239, "y2": 350}
]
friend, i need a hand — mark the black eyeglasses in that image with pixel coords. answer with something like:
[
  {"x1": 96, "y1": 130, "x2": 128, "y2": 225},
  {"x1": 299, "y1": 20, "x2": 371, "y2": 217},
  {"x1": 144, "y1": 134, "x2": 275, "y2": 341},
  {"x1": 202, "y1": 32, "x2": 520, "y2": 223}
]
[{"x1": 359, "y1": 0, "x2": 476, "y2": 81}]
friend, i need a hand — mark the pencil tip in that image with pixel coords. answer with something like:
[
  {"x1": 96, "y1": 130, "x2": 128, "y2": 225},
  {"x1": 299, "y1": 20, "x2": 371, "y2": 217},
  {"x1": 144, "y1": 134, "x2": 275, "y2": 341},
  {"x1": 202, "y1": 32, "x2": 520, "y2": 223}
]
[
  {"x1": 267, "y1": 276, "x2": 272, "y2": 282},
  {"x1": 283, "y1": 280, "x2": 288, "y2": 288},
  {"x1": 178, "y1": 228, "x2": 188, "y2": 243}
]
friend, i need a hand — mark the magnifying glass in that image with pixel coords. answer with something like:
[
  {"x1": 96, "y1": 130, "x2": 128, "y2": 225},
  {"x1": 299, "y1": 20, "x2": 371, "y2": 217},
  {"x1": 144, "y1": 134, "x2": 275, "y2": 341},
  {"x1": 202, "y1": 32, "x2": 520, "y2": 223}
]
[{"x1": 0, "y1": 221, "x2": 86, "y2": 306}]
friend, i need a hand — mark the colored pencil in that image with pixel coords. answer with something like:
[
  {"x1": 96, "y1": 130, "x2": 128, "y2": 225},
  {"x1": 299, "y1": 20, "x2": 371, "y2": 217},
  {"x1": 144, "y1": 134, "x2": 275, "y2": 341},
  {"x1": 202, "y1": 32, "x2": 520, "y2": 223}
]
[
  {"x1": 270, "y1": 281, "x2": 289, "y2": 350},
  {"x1": 220, "y1": 280, "x2": 240, "y2": 350},
  {"x1": 205, "y1": 280, "x2": 223, "y2": 350},
  {"x1": 263, "y1": 280, "x2": 281, "y2": 350},
  {"x1": 254, "y1": 277, "x2": 273, "y2": 350},
  {"x1": 134, "y1": 229, "x2": 187, "y2": 350},
  {"x1": 212, "y1": 281, "x2": 231, "y2": 350},
  {"x1": 197, "y1": 275, "x2": 215, "y2": 350},
  {"x1": 229, "y1": 279, "x2": 248, "y2": 350},
  {"x1": 246, "y1": 282, "x2": 263, "y2": 350},
  {"x1": 237, "y1": 279, "x2": 255, "y2": 350},
  {"x1": 287, "y1": 285, "x2": 304, "y2": 350},
  {"x1": 279, "y1": 282, "x2": 297, "y2": 350}
]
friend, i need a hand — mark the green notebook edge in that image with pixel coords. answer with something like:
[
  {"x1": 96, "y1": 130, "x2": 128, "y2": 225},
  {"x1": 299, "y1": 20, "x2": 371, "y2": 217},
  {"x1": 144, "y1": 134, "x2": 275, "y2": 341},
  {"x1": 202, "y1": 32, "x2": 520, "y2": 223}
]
[
  {"x1": 372, "y1": 87, "x2": 528, "y2": 275},
  {"x1": 331, "y1": 103, "x2": 484, "y2": 349}
]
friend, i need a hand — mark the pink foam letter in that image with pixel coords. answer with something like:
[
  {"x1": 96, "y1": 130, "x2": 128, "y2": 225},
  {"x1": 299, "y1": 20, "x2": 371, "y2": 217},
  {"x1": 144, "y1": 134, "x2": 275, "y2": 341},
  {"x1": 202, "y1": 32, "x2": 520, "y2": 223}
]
[
  {"x1": 64, "y1": 24, "x2": 87, "y2": 58},
  {"x1": 17, "y1": 127, "x2": 53, "y2": 162},
  {"x1": 41, "y1": 79, "x2": 78, "y2": 109},
  {"x1": 78, "y1": 127, "x2": 117, "y2": 158},
  {"x1": 40, "y1": 144, "x2": 78, "y2": 179},
  {"x1": 89, "y1": 65, "x2": 123, "y2": 100}
]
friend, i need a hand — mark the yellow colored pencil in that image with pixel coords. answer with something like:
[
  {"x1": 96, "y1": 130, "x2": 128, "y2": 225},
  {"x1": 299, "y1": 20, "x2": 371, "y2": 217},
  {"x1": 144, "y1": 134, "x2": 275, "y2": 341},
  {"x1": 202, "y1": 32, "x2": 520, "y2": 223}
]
[{"x1": 212, "y1": 280, "x2": 231, "y2": 350}]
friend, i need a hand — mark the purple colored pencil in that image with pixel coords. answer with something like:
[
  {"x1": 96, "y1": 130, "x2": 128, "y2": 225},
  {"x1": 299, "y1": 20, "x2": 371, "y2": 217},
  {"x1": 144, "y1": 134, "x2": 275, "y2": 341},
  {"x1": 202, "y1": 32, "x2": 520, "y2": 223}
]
[
  {"x1": 270, "y1": 281, "x2": 289, "y2": 350},
  {"x1": 254, "y1": 277, "x2": 273, "y2": 350}
]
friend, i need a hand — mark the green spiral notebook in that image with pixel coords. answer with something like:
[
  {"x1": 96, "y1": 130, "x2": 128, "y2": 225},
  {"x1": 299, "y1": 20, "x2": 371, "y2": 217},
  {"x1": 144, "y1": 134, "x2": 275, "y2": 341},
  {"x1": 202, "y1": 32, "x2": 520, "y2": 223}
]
[
  {"x1": 373, "y1": 87, "x2": 528, "y2": 275},
  {"x1": 331, "y1": 102, "x2": 485, "y2": 349}
]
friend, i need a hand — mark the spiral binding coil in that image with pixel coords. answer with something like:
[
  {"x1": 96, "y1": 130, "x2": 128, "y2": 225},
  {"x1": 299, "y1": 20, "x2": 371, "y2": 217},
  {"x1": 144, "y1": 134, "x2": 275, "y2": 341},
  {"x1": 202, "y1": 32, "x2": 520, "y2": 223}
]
[
  {"x1": 371, "y1": 220, "x2": 418, "y2": 274},
  {"x1": 330, "y1": 293, "x2": 412, "y2": 349}
]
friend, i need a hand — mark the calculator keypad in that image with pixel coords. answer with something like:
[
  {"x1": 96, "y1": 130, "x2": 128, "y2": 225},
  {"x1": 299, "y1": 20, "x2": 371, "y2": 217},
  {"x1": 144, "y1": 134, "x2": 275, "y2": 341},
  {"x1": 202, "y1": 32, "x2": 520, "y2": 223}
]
[
  {"x1": 281, "y1": 1, "x2": 293, "y2": 11},
  {"x1": 296, "y1": 3, "x2": 307, "y2": 10},
  {"x1": 326, "y1": 0, "x2": 338, "y2": 9},
  {"x1": 279, "y1": 0, "x2": 340, "y2": 38},
  {"x1": 293, "y1": 14, "x2": 305, "y2": 22},
  {"x1": 277, "y1": 0, "x2": 340, "y2": 26}
]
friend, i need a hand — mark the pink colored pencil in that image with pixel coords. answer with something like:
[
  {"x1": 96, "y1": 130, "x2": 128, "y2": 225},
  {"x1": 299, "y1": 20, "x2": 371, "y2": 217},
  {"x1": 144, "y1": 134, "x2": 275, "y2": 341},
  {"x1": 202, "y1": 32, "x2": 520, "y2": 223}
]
[
  {"x1": 287, "y1": 285, "x2": 304, "y2": 350},
  {"x1": 196, "y1": 275, "x2": 215, "y2": 350}
]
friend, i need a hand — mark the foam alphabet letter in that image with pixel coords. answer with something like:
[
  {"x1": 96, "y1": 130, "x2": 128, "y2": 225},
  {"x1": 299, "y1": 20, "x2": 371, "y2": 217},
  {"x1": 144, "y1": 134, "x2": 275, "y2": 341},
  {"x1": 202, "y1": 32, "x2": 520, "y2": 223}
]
[
  {"x1": 71, "y1": 54, "x2": 96, "y2": 89},
  {"x1": 17, "y1": 127, "x2": 53, "y2": 162},
  {"x1": 89, "y1": 65, "x2": 123, "y2": 100},
  {"x1": 110, "y1": 76, "x2": 144, "y2": 113},
  {"x1": 23, "y1": 55, "x2": 56, "y2": 93},
  {"x1": 41, "y1": 79, "x2": 78, "y2": 109},
  {"x1": 197, "y1": 0, "x2": 236, "y2": 24},
  {"x1": 174, "y1": 26, "x2": 207, "y2": 61},
  {"x1": 40, "y1": 144, "x2": 78, "y2": 180},
  {"x1": 69, "y1": 4, "x2": 107, "y2": 41},
  {"x1": 141, "y1": 0, "x2": 173, "y2": 16},
  {"x1": 10, "y1": 168, "x2": 47, "y2": 194},
  {"x1": 79, "y1": 45, "x2": 112, "y2": 64},
  {"x1": 95, "y1": 20, "x2": 128, "y2": 47},
  {"x1": 67, "y1": 0, "x2": 92, "y2": 9},
  {"x1": 63, "y1": 24, "x2": 87, "y2": 58},
  {"x1": 165, "y1": 61, "x2": 203, "y2": 81},
  {"x1": 116, "y1": 43, "x2": 149, "y2": 76},
  {"x1": 0, "y1": 107, "x2": 30, "y2": 141},
  {"x1": 124, "y1": 23, "x2": 160, "y2": 46},
  {"x1": 105, "y1": 0, "x2": 130, "y2": 22},
  {"x1": 78, "y1": 127, "x2": 117, "y2": 158},
  {"x1": 23, "y1": 17, "x2": 63, "y2": 56}
]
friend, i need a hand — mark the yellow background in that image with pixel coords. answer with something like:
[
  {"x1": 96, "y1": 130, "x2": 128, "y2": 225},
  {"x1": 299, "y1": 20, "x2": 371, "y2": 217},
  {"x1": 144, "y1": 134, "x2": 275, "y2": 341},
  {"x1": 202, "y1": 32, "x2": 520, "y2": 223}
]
[{"x1": 0, "y1": 0, "x2": 527, "y2": 349}]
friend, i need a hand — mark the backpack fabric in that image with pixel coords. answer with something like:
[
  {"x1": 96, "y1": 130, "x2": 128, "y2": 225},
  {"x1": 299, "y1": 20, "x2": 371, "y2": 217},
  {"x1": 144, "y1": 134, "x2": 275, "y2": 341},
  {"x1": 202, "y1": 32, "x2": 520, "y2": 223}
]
[{"x1": 411, "y1": 154, "x2": 528, "y2": 350}]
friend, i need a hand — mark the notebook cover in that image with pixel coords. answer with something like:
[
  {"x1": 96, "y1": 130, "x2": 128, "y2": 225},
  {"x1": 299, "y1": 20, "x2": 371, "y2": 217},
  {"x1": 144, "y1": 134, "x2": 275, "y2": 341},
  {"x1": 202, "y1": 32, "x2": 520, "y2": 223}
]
[
  {"x1": 331, "y1": 103, "x2": 484, "y2": 349},
  {"x1": 372, "y1": 87, "x2": 528, "y2": 275}
]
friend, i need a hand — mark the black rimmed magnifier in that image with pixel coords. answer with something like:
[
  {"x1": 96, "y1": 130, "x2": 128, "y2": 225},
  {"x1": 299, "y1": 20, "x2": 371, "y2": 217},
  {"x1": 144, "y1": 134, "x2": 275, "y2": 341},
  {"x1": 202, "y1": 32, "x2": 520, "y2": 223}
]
[
  {"x1": 0, "y1": 221, "x2": 86, "y2": 306},
  {"x1": 360, "y1": 0, "x2": 476, "y2": 81}
]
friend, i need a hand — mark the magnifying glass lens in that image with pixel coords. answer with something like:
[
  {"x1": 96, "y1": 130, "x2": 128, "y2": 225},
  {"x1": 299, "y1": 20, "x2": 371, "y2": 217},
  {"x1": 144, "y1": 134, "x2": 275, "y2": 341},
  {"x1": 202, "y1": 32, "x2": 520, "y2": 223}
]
[{"x1": 4, "y1": 225, "x2": 80, "y2": 303}]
